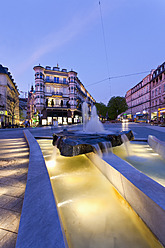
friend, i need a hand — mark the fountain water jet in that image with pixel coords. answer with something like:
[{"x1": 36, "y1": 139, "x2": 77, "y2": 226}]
[
  {"x1": 121, "y1": 133, "x2": 132, "y2": 156},
  {"x1": 85, "y1": 105, "x2": 105, "y2": 133},
  {"x1": 82, "y1": 101, "x2": 89, "y2": 132}
]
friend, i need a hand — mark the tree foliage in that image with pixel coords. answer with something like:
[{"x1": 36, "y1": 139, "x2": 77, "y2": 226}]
[
  {"x1": 107, "y1": 96, "x2": 128, "y2": 120},
  {"x1": 95, "y1": 102, "x2": 107, "y2": 117}
]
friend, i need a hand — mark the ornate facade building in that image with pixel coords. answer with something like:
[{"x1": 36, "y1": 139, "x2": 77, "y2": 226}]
[
  {"x1": 150, "y1": 62, "x2": 165, "y2": 120},
  {"x1": 125, "y1": 61, "x2": 165, "y2": 123},
  {"x1": 30, "y1": 65, "x2": 95, "y2": 125},
  {"x1": 0, "y1": 64, "x2": 19, "y2": 127}
]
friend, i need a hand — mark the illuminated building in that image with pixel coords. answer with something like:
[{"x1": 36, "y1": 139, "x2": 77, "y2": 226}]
[
  {"x1": 32, "y1": 65, "x2": 95, "y2": 125},
  {"x1": 150, "y1": 62, "x2": 165, "y2": 121},
  {"x1": 125, "y1": 74, "x2": 151, "y2": 121},
  {"x1": 0, "y1": 64, "x2": 19, "y2": 127},
  {"x1": 125, "y1": 61, "x2": 165, "y2": 122}
]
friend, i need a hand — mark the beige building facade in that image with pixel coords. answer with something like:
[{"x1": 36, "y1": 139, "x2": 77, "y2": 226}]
[{"x1": 0, "y1": 64, "x2": 19, "y2": 127}]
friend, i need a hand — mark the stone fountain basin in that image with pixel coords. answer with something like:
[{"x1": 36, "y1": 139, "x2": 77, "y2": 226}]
[{"x1": 53, "y1": 129, "x2": 134, "y2": 156}]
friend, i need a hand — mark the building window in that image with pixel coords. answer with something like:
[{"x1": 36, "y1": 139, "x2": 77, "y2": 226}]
[
  {"x1": 55, "y1": 99, "x2": 59, "y2": 105},
  {"x1": 63, "y1": 87, "x2": 67, "y2": 94},
  {"x1": 63, "y1": 78, "x2": 66, "y2": 83},
  {"x1": 46, "y1": 76, "x2": 50, "y2": 82},
  {"x1": 70, "y1": 86, "x2": 74, "y2": 93},
  {"x1": 35, "y1": 73, "x2": 39, "y2": 79},
  {"x1": 155, "y1": 89, "x2": 157, "y2": 96},
  {"x1": 46, "y1": 86, "x2": 50, "y2": 93},
  {"x1": 159, "y1": 75, "x2": 162, "y2": 82}
]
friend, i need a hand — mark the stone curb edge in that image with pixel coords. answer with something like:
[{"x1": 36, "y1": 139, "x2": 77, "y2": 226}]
[
  {"x1": 86, "y1": 153, "x2": 165, "y2": 247},
  {"x1": 16, "y1": 130, "x2": 66, "y2": 248}
]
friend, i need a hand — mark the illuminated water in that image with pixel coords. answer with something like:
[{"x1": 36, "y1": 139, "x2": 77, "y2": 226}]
[
  {"x1": 38, "y1": 139, "x2": 162, "y2": 248},
  {"x1": 85, "y1": 105, "x2": 105, "y2": 133},
  {"x1": 113, "y1": 141, "x2": 165, "y2": 187}
]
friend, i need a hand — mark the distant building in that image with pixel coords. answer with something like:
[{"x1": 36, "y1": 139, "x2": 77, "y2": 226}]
[
  {"x1": 29, "y1": 65, "x2": 95, "y2": 125},
  {"x1": 125, "y1": 61, "x2": 165, "y2": 123},
  {"x1": 126, "y1": 74, "x2": 151, "y2": 121},
  {"x1": 150, "y1": 62, "x2": 165, "y2": 121},
  {"x1": 19, "y1": 97, "x2": 28, "y2": 123},
  {"x1": 0, "y1": 64, "x2": 19, "y2": 127}
]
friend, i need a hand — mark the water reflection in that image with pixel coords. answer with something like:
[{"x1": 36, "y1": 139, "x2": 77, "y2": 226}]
[
  {"x1": 113, "y1": 141, "x2": 165, "y2": 187},
  {"x1": 38, "y1": 139, "x2": 162, "y2": 248}
]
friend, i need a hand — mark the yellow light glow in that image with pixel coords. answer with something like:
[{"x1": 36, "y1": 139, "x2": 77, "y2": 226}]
[
  {"x1": 46, "y1": 160, "x2": 56, "y2": 168},
  {"x1": 58, "y1": 199, "x2": 73, "y2": 207},
  {"x1": 151, "y1": 153, "x2": 159, "y2": 156}
]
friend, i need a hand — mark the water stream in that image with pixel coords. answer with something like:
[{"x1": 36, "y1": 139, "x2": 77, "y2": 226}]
[
  {"x1": 38, "y1": 139, "x2": 162, "y2": 248},
  {"x1": 113, "y1": 141, "x2": 165, "y2": 187}
]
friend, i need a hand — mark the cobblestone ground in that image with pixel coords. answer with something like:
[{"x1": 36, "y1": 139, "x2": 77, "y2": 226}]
[{"x1": 0, "y1": 129, "x2": 29, "y2": 248}]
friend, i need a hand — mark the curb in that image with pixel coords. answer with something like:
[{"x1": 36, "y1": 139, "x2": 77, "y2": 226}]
[
  {"x1": 86, "y1": 152, "x2": 165, "y2": 247},
  {"x1": 148, "y1": 135, "x2": 165, "y2": 160},
  {"x1": 16, "y1": 130, "x2": 66, "y2": 248}
]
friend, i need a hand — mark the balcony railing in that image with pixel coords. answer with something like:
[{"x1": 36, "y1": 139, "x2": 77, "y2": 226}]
[
  {"x1": 44, "y1": 79, "x2": 68, "y2": 85},
  {"x1": 51, "y1": 92, "x2": 63, "y2": 96}
]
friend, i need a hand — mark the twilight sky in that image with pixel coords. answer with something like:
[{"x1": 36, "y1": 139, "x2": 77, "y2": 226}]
[{"x1": 0, "y1": 0, "x2": 165, "y2": 104}]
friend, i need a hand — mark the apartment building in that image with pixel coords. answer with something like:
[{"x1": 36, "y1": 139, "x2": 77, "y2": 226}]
[
  {"x1": 150, "y1": 62, "x2": 165, "y2": 120},
  {"x1": 125, "y1": 74, "x2": 151, "y2": 121},
  {"x1": 31, "y1": 64, "x2": 95, "y2": 125},
  {"x1": 0, "y1": 64, "x2": 19, "y2": 127},
  {"x1": 125, "y1": 61, "x2": 165, "y2": 123}
]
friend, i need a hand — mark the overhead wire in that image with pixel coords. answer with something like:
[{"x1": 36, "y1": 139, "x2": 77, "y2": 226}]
[
  {"x1": 86, "y1": 70, "x2": 150, "y2": 87},
  {"x1": 99, "y1": 0, "x2": 111, "y2": 99}
]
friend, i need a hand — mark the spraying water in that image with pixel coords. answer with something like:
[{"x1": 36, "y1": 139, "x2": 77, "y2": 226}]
[
  {"x1": 121, "y1": 134, "x2": 132, "y2": 156},
  {"x1": 85, "y1": 105, "x2": 105, "y2": 133},
  {"x1": 82, "y1": 102, "x2": 89, "y2": 132}
]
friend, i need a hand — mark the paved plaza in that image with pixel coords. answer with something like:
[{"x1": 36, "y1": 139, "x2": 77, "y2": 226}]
[
  {"x1": 0, "y1": 129, "x2": 29, "y2": 248},
  {"x1": 0, "y1": 123, "x2": 165, "y2": 247}
]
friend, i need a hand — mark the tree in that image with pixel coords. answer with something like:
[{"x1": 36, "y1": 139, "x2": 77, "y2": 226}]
[
  {"x1": 107, "y1": 96, "x2": 128, "y2": 120},
  {"x1": 95, "y1": 102, "x2": 107, "y2": 118}
]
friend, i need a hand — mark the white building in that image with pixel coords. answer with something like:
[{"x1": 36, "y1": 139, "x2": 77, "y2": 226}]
[{"x1": 31, "y1": 64, "x2": 95, "y2": 125}]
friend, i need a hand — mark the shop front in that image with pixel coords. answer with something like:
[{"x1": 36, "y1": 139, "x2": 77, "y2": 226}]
[{"x1": 0, "y1": 110, "x2": 7, "y2": 128}]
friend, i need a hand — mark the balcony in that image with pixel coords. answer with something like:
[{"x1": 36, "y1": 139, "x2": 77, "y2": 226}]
[
  {"x1": 52, "y1": 92, "x2": 63, "y2": 96},
  {"x1": 46, "y1": 105, "x2": 69, "y2": 109},
  {"x1": 44, "y1": 79, "x2": 68, "y2": 85}
]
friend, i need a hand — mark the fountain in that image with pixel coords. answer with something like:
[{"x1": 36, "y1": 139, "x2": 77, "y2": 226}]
[
  {"x1": 52, "y1": 103, "x2": 134, "y2": 156},
  {"x1": 85, "y1": 105, "x2": 105, "y2": 133},
  {"x1": 36, "y1": 104, "x2": 165, "y2": 247},
  {"x1": 82, "y1": 101, "x2": 89, "y2": 132}
]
